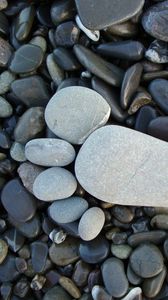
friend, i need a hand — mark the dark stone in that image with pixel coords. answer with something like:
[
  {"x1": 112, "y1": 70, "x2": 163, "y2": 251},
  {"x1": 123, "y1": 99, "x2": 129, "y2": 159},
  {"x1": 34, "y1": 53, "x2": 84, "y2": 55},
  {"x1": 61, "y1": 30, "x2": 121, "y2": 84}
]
[
  {"x1": 72, "y1": 260, "x2": 91, "y2": 287},
  {"x1": 0, "y1": 255, "x2": 19, "y2": 282},
  {"x1": 143, "y1": 70, "x2": 168, "y2": 82},
  {"x1": 0, "y1": 37, "x2": 12, "y2": 67},
  {"x1": 0, "y1": 159, "x2": 16, "y2": 175},
  {"x1": 45, "y1": 270, "x2": 60, "y2": 289},
  {"x1": 43, "y1": 286, "x2": 72, "y2": 300},
  {"x1": 128, "y1": 231, "x2": 167, "y2": 247},
  {"x1": 57, "y1": 78, "x2": 89, "y2": 91},
  {"x1": 31, "y1": 241, "x2": 48, "y2": 273},
  {"x1": 1, "y1": 178, "x2": 36, "y2": 222},
  {"x1": 9, "y1": 214, "x2": 41, "y2": 238},
  {"x1": 15, "y1": 257, "x2": 27, "y2": 273},
  {"x1": 149, "y1": 79, "x2": 168, "y2": 114},
  {"x1": 4, "y1": 0, "x2": 28, "y2": 16},
  {"x1": 14, "y1": 6, "x2": 35, "y2": 41},
  {"x1": 0, "y1": 131, "x2": 11, "y2": 149},
  {"x1": 127, "y1": 263, "x2": 142, "y2": 285},
  {"x1": 146, "y1": 40, "x2": 168, "y2": 64},
  {"x1": 55, "y1": 21, "x2": 80, "y2": 47},
  {"x1": 4, "y1": 228, "x2": 25, "y2": 252},
  {"x1": 148, "y1": 117, "x2": 168, "y2": 142},
  {"x1": 51, "y1": 0, "x2": 76, "y2": 25},
  {"x1": 135, "y1": 105, "x2": 158, "y2": 133},
  {"x1": 105, "y1": 21, "x2": 138, "y2": 38},
  {"x1": 0, "y1": 12, "x2": 9, "y2": 35},
  {"x1": 163, "y1": 239, "x2": 168, "y2": 259},
  {"x1": 58, "y1": 221, "x2": 79, "y2": 237},
  {"x1": 0, "y1": 282, "x2": 12, "y2": 300},
  {"x1": 111, "y1": 205, "x2": 134, "y2": 224},
  {"x1": 37, "y1": 4, "x2": 53, "y2": 27},
  {"x1": 53, "y1": 48, "x2": 81, "y2": 71},
  {"x1": 142, "y1": 266, "x2": 166, "y2": 298}
]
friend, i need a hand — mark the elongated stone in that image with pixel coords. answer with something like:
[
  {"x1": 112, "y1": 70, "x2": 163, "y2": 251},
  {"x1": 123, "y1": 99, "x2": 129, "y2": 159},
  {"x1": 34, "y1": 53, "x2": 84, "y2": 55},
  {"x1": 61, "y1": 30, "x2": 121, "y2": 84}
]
[
  {"x1": 142, "y1": 266, "x2": 166, "y2": 298},
  {"x1": 149, "y1": 79, "x2": 168, "y2": 114},
  {"x1": 75, "y1": 125, "x2": 168, "y2": 206},
  {"x1": 14, "y1": 6, "x2": 35, "y2": 41},
  {"x1": 128, "y1": 231, "x2": 167, "y2": 247}
]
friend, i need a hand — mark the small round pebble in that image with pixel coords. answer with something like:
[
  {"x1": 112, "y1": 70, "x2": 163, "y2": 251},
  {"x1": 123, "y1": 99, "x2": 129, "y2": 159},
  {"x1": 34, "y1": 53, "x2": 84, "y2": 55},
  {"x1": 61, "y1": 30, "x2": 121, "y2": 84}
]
[{"x1": 111, "y1": 244, "x2": 132, "y2": 259}]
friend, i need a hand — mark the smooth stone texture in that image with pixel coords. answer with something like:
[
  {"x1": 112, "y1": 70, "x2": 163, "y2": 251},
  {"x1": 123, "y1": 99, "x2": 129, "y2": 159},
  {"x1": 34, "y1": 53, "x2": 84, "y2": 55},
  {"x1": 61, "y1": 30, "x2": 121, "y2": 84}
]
[
  {"x1": 148, "y1": 117, "x2": 168, "y2": 142},
  {"x1": 11, "y1": 76, "x2": 50, "y2": 107},
  {"x1": 51, "y1": 0, "x2": 76, "y2": 25},
  {"x1": 92, "y1": 285, "x2": 112, "y2": 300},
  {"x1": 111, "y1": 244, "x2": 132, "y2": 259},
  {"x1": 151, "y1": 214, "x2": 168, "y2": 230},
  {"x1": 102, "y1": 257, "x2": 129, "y2": 297},
  {"x1": 4, "y1": 228, "x2": 25, "y2": 253},
  {"x1": 33, "y1": 167, "x2": 77, "y2": 201},
  {"x1": 149, "y1": 79, "x2": 168, "y2": 114},
  {"x1": 146, "y1": 40, "x2": 168, "y2": 64},
  {"x1": 0, "y1": 12, "x2": 8, "y2": 35},
  {"x1": 57, "y1": 78, "x2": 89, "y2": 91},
  {"x1": 0, "y1": 131, "x2": 11, "y2": 149},
  {"x1": 45, "y1": 86, "x2": 110, "y2": 144},
  {"x1": 127, "y1": 263, "x2": 142, "y2": 285},
  {"x1": 59, "y1": 276, "x2": 81, "y2": 298},
  {"x1": 142, "y1": 266, "x2": 166, "y2": 298},
  {"x1": 120, "y1": 63, "x2": 143, "y2": 109},
  {"x1": 142, "y1": 1, "x2": 168, "y2": 42},
  {"x1": 43, "y1": 286, "x2": 72, "y2": 300},
  {"x1": 75, "y1": 0, "x2": 144, "y2": 30},
  {"x1": 9, "y1": 214, "x2": 41, "y2": 238},
  {"x1": 128, "y1": 231, "x2": 167, "y2": 247},
  {"x1": 72, "y1": 260, "x2": 91, "y2": 287},
  {"x1": 37, "y1": 4, "x2": 53, "y2": 27},
  {"x1": 143, "y1": 70, "x2": 168, "y2": 82},
  {"x1": 53, "y1": 48, "x2": 80, "y2": 71},
  {"x1": 75, "y1": 125, "x2": 168, "y2": 207},
  {"x1": 31, "y1": 241, "x2": 48, "y2": 273},
  {"x1": 0, "y1": 71, "x2": 15, "y2": 95},
  {"x1": 46, "y1": 53, "x2": 64, "y2": 86},
  {"x1": 111, "y1": 205, "x2": 134, "y2": 223},
  {"x1": 164, "y1": 239, "x2": 168, "y2": 259},
  {"x1": 55, "y1": 21, "x2": 80, "y2": 47},
  {"x1": 0, "y1": 0, "x2": 7, "y2": 10},
  {"x1": 14, "y1": 107, "x2": 45, "y2": 144},
  {"x1": 10, "y1": 142, "x2": 26, "y2": 162},
  {"x1": 128, "y1": 90, "x2": 152, "y2": 115},
  {"x1": 1, "y1": 178, "x2": 36, "y2": 222},
  {"x1": 25, "y1": 138, "x2": 75, "y2": 167},
  {"x1": 49, "y1": 237, "x2": 79, "y2": 266},
  {"x1": 0, "y1": 37, "x2": 12, "y2": 67},
  {"x1": 130, "y1": 244, "x2": 164, "y2": 278},
  {"x1": 78, "y1": 207, "x2": 105, "y2": 241},
  {"x1": 135, "y1": 105, "x2": 158, "y2": 133},
  {"x1": 0, "y1": 239, "x2": 8, "y2": 264},
  {"x1": 0, "y1": 97, "x2": 13, "y2": 118},
  {"x1": 74, "y1": 45, "x2": 124, "y2": 87},
  {"x1": 0, "y1": 255, "x2": 19, "y2": 282},
  {"x1": 79, "y1": 236, "x2": 109, "y2": 264},
  {"x1": 97, "y1": 40, "x2": 144, "y2": 61},
  {"x1": 105, "y1": 21, "x2": 138, "y2": 38},
  {"x1": 121, "y1": 288, "x2": 142, "y2": 300},
  {"x1": 9, "y1": 44, "x2": 43, "y2": 74},
  {"x1": 48, "y1": 197, "x2": 88, "y2": 224},
  {"x1": 14, "y1": 6, "x2": 35, "y2": 41},
  {"x1": 30, "y1": 36, "x2": 47, "y2": 53}
]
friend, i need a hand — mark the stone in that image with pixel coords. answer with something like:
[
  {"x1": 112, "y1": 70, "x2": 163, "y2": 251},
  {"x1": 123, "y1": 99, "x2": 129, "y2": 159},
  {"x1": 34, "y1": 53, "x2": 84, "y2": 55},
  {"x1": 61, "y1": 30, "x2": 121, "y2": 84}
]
[
  {"x1": 4, "y1": 228, "x2": 25, "y2": 253},
  {"x1": 0, "y1": 0, "x2": 7, "y2": 10},
  {"x1": 36, "y1": 3, "x2": 53, "y2": 27},
  {"x1": 45, "y1": 86, "x2": 110, "y2": 144},
  {"x1": 130, "y1": 244, "x2": 164, "y2": 278},
  {"x1": 30, "y1": 36, "x2": 47, "y2": 53},
  {"x1": 148, "y1": 117, "x2": 168, "y2": 142},
  {"x1": 0, "y1": 11, "x2": 8, "y2": 35},
  {"x1": 53, "y1": 48, "x2": 81, "y2": 71},
  {"x1": 128, "y1": 90, "x2": 152, "y2": 115},
  {"x1": 121, "y1": 288, "x2": 142, "y2": 300},
  {"x1": 164, "y1": 239, "x2": 168, "y2": 259},
  {"x1": 0, "y1": 71, "x2": 15, "y2": 95},
  {"x1": 88, "y1": 270, "x2": 102, "y2": 291},
  {"x1": 75, "y1": 125, "x2": 168, "y2": 207},
  {"x1": 11, "y1": 76, "x2": 50, "y2": 107},
  {"x1": 79, "y1": 236, "x2": 109, "y2": 264},
  {"x1": 0, "y1": 131, "x2": 11, "y2": 149},
  {"x1": 59, "y1": 276, "x2": 81, "y2": 298},
  {"x1": 25, "y1": 138, "x2": 76, "y2": 167},
  {"x1": 57, "y1": 78, "x2": 88, "y2": 91},
  {"x1": 0, "y1": 37, "x2": 12, "y2": 67},
  {"x1": 0, "y1": 283, "x2": 12, "y2": 300},
  {"x1": 102, "y1": 257, "x2": 129, "y2": 297},
  {"x1": 48, "y1": 197, "x2": 88, "y2": 224},
  {"x1": 14, "y1": 6, "x2": 35, "y2": 41},
  {"x1": 92, "y1": 286, "x2": 112, "y2": 300},
  {"x1": 72, "y1": 260, "x2": 91, "y2": 287},
  {"x1": 74, "y1": 45, "x2": 124, "y2": 87},
  {"x1": 43, "y1": 286, "x2": 72, "y2": 300},
  {"x1": 31, "y1": 241, "x2": 48, "y2": 273},
  {"x1": 33, "y1": 167, "x2": 77, "y2": 201},
  {"x1": 0, "y1": 255, "x2": 19, "y2": 282},
  {"x1": 145, "y1": 40, "x2": 168, "y2": 64},
  {"x1": 1, "y1": 178, "x2": 36, "y2": 222},
  {"x1": 105, "y1": 20, "x2": 138, "y2": 38},
  {"x1": 128, "y1": 231, "x2": 167, "y2": 247},
  {"x1": 111, "y1": 244, "x2": 132, "y2": 259},
  {"x1": 0, "y1": 239, "x2": 8, "y2": 264},
  {"x1": 13, "y1": 278, "x2": 30, "y2": 298},
  {"x1": 143, "y1": 70, "x2": 168, "y2": 82},
  {"x1": 46, "y1": 53, "x2": 64, "y2": 86},
  {"x1": 17, "y1": 162, "x2": 44, "y2": 194},
  {"x1": 111, "y1": 206, "x2": 134, "y2": 223},
  {"x1": 49, "y1": 237, "x2": 79, "y2": 266},
  {"x1": 135, "y1": 105, "x2": 158, "y2": 133},
  {"x1": 75, "y1": 0, "x2": 144, "y2": 30},
  {"x1": 51, "y1": 0, "x2": 76, "y2": 25},
  {"x1": 9, "y1": 44, "x2": 43, "y2": 74},
  {"x1": 55, "y1": 21, "x2": 80, "y2": 47},
  {"x1": 9, "y1": 214, "x2": 40, "y2": 239},
  {"x1": 127, "y1": 263, "x2": 142, "y2": 285},
  {"x1": 0, "y1": 97, "x2": 13, "y2": 118},
  {"x1": 10, "y1": 142, "x2": 26, "y2": 162},
  {"x1": 151, "y1": 214, "x2": 168, "y2": 230},
  {"x1": 142, "y1": 266, "x2": 166, "y2": 298},
  {"x1": 142, "y1": 1, "x2": 168, "y2": 42},
  {"x1": 78, "y1": 207, "x2": 105, "y2": 241},
  {"x1": 149, "y1": 79, "x2": 168, "y2": 114}
]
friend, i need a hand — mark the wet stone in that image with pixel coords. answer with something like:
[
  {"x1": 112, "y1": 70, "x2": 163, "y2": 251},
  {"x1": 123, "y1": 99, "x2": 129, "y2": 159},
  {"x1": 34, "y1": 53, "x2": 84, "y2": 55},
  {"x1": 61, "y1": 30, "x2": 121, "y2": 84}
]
[
  {"x1": 128, "y1": 231, "x2": 167, "y2": 247},
  {"x1": 4, "y1": 228, "x2": 25, "y2": 253},
  {"x1": 0, "y1": 255, "x2": 19, "y2": 282},
  {"x1": 142, "y1": 266, "x2": 166, "y2": 298},
  {"x1": 55, "y1": 21, "x2": 80, "y2": 47},
  {"x1": 0, "y1": 37, "x2": 12, "y2": 67},
  {"x1": 53, "y1": 47, "x2": 81, "y2": 71},
  {"x1": 148, "y1": 117, "x2": 168, "y2": 142},
  {"x1": 135, "y1": 105, "x2": 158, "y2": 133},
  {"x1": 0, "y1": 71, "x2": 15, "y2": 96},
  {"x1": 105, "y1": 20, "x2": 138, "y2": 38},
  {"x1": 146, "y1": 40, "x2": 168, "y2": 64},
  {"x1": 59, "y1": 276, "x2": 81, "y2": 299},
  {"x1": 9, "y1": 214, "x2": 41, "y2": 239},
  {"x1": 72, "y1": 260, "x2": 91, "y2": 287},
  {"x1": 128, "y1": 90, "x2": 152, "y2": 115},
  {"x1": 14, "y1": 6, "x2": 35, "y2": 41},
  {"x1": 37, "y1": 4, "x2": 53, "y2": 28},
  {"x1": 51, "y1": 0, "x2": 76, "y2": 25},
  {"x1": 30, "y1": 36, "x2": 47, "y2": 53},
  {"x1": 31, "y1": 241, "x2": 48, "y2": 273},
  {"x1": 43, "y1": 285, "x2": 72, "y2": 300},
  {"x1": 0, "y1": 239, "x2": 8, "y2": 264}
]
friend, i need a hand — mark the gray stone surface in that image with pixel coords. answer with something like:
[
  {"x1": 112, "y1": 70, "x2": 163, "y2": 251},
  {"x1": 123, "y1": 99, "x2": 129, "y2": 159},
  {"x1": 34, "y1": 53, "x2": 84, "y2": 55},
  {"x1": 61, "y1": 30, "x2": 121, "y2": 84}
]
[
  {"x1": 78, "y1": 207, "x2": 105, "y2": 241},
  {"x1": 0, "y1": 71, "x2": 15, "y2": 95},
  {"x1": 75, "y1": 125, "x2": 168, "y2": 207},
  {"x1": 10, "y1": 142, "x2": 26, "y2": 162},
  {"x1": 48, "y1": 197, "x2": 88, "y2": 224},
  {"x1": 45, "y1": 86, "x2": 110, "y2": 144},
  {"x1": 25, "y1": 138, "x2": 75, "y2": 167},
  {"x1": 46, "y1": 53, "x2": 64, "y2": 86},
  {"x1": 33, "y1": 167, "x2": 77, "y2": 201},
  {"x1": 0, "y1": 96, "x2": 13, "y2": 118}
]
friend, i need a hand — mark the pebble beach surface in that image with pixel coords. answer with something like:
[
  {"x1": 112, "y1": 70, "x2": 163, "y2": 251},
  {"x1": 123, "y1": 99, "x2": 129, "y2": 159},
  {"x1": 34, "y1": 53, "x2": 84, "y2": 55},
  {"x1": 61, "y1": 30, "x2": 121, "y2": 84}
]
[{"x1": 0, "y1": 0, "x2": 168, "y2": 299}]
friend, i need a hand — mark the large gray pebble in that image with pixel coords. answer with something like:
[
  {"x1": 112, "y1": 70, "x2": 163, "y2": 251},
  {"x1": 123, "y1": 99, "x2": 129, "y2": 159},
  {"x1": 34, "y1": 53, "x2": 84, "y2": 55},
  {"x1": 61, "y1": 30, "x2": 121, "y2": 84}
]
[
  {"x1": 48, "y1": 197, "x2": 88, "y2": 224},
  {"x1": 33, "y1": 167, "x2": 77, "y2": 201},
  {"x1": 0, "y1": 96, "x2": 13, "y2": 118},
  {"x1": 78, "y1": 207, "x2": 105, "y2": 241},
  {"x1": 25, "y1": 138, "x2": 75, "y2": 167},
  {"x1": 45, "y1": 86, "x2": 110, "y2": 144}
]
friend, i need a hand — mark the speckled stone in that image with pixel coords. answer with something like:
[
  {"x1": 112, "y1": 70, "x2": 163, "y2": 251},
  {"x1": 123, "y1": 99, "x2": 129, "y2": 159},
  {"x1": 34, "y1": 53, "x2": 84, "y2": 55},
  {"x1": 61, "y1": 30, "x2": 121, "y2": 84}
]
[
  {"x1": 59, "y1": 276, "x2": 81, "y2": 298},
  {"x1": 45, "y1": 86, "x2": 110, "y2": 144},
  {"x1": 75, "y1": 125, "x2": 168, "y2": 207}
]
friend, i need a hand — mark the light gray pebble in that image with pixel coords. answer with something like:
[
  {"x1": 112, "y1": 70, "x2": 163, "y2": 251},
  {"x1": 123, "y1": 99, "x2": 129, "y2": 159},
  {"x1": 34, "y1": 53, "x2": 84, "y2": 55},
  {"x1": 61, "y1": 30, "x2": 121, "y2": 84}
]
[
  {"x1": 0, "y1": 71, "x2": 15, "y2": 95},
  {"x1": 0, "y1": 96, "x2": 13, "y2": 118},
  {"x1": 111, "y1": 244, "x2": 132, "y2": 259},
  {"x1": 30, "y1": 36, "x2": 47, "y2": 53},
  {"x1": 46, "y1": 53, "x2": 64, "y2": 86},
  {"x1": 10, "y1": 142, "x2": 26, "y2": 162}
]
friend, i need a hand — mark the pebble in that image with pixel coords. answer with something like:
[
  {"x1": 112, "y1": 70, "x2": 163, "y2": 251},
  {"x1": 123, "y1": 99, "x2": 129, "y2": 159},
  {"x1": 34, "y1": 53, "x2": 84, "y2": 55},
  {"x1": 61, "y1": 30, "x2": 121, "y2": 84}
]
[
  {"x1": 51, "y1": 0, "x2": 76, "y2": 25},
  {"x1": 91, "y1": 285, "x2": 112, "y2": 300},
  {"x1": 25, "y1": 138, "x2": 76, "y2": 167},
  {"x1": 102, "y1": 257, "x2": 129, "y2": 297},
  {"x1": 31, "y1": 274, "x2": 46, "y2": 291},
  {"x1": 0, "y1": 97, "x2": 13, "y2": 118},
  {"x1": 59, "y1": 276, "x2": 81, "y2": 299},
  {"x1": 75, "y1": 0, "x2": 144, "y2": 30},
  {"x1": 1, "y1": 283, "x2": 12, "y2": 300},
  {"x1": 151, "y1": 214, "x2": 168, "y2": 230},
  {"x1": 13, "y1": 278, "x2": 30, "y2": 298},
  {"x1": 10, "y1": 142, "x2": 26, "y2": 162},
  {"x1": 142, "y1": 266, "x2": 166, "y2": 298},
  {"x1": 105, "y1": 20, "x2": 138, "y2": 38},
  {"x1": 55, "y1": 21, "x2": 80, "y2": 47},
  {"x1": 111, "y1": 206, "x2": 134, "y2": 223},
  {"x1": 120, "y1": 63, "x2": 143, "y2": 109},
  {"x1": 11, "y1": 75, "x2": 50, "y2": 107},
  {"x1": 148, "y1": 117, "x2": 168, "y2": 142},
  {"x1": 79, "y1": 236, "x2": 109, "y2": 264},
  {"x1": 53, "y1": 47, "x2": 81, "y2": 71},
  {"x1": 145, "y1": 40, "x2": 168, "y2": 64},
  {"x1": 135, "y1": 105, "x2": 158, "y2": 133},
  {"x1": 14, "y1": 6, "x2": 35, "y2": 41},
  {"x1": 45, "y1": 86, "x2": 110, "y2": 144},
  {"x1": 0, "y1": 255, "x2": 19, "y2": 282},
  {"x1": 0, "y1": 239, "x2": 8, "y2": 264},
  {"x1": 72, "y1": 260, "x2": 91, "y2": 287},
  {"x1": 49, "y1": 237, "x2": 79, "y2": 266},
  {"x1": 0, "y1": 11, "x2": 8, "y2": 35},
  {"x1": 46, "y1": 53, "x2": 64, "y2": 86},
  {"x1": 43, "y1": 286, "x2": 72, "y2": 300},
  {"x1": 31, "y1": 241, "x2": 48, "y2": 273},
  {"x1": 14, "y1": 107, "x2": 45, "y2": 144},
  {"x1": 74, "y1": 45, "x2": 124, "y2": 87},
  {"x1": 149, "y1": 79, "x2": 168, "y2": 114},
  {"x1": 30, "y1": 36, "x2": 47, "y2": 53},
  {"x1": 121, "y1": 288, "x2": 142, "y2": 300},
  {"x1": 1, "y1": 178, "x2": 36, "y2": 222},
  {"x1": 128, "y1": 231, "x2": 167, "y2": 247},
  {"x1": 0, "y1": 37, "x2": 12, "y2": 67},
  {"x1": 33, "y1": 167, "x2": 77, "y2": 201},
  {"x1": 78, "y1": 207, "x2": 105, "y2": 241},
  {"x1": 111, "y1": 244, "x2": 132, "y2": 259},
  {"x1": 97, "y1": 40, "x2": 144, "y2": 61},
  {"x1": 0, "y1": 130, "x2": 11, "y2": 149},
  {"x1": 127, "y1": 263, "x2": 142, "y2": 285},
  {"x1": 128, "y1": 90, "x2": 152, "y2": 115},
  {"x1": 75, "y1": 125, "x2": 168, "y2": 206},
  {"x1": 48, "y1": 197, "x2": 88, "y2": 224},
  {"x1": 0, "y1": 71, "x2": 15, "y2": 95},
  {"x1": 15, "y1": 257, "x2": 27, "y2": 273},
  {"x1": 75, "y1": 15, "x2": 100, "y2": 41},
  {"x1": 0, "y1": 0, "x2": 7, "y2": 10},
  {"x1": 142, "y1": 1, "x2": 168, "y2": 41},
  {"x1": 130, "y1": 244, "x2": 164, "y2": 278}
]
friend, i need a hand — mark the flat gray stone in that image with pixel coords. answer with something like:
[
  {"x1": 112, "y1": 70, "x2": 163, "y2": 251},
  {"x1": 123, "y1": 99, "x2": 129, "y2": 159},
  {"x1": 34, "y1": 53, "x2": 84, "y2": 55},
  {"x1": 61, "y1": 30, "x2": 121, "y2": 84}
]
[
  {"x1": 45, "y1": 86, "x2": 110, "y2": 144},
  {"x1": 33, "y1": 167, "x2": 77, "y2": 201},
  {"x1": 25, "y1": 138, "x2": 75, "y2": 167},
  {"x1": 48, "y1": 197, "x2": 88, "y2": 224},
  {"x1": 75, "y1": 125, "x2": 168, "y2": 207},
  {"x1": 0, "y1": 96, "x2": 13, "y2": 118}
]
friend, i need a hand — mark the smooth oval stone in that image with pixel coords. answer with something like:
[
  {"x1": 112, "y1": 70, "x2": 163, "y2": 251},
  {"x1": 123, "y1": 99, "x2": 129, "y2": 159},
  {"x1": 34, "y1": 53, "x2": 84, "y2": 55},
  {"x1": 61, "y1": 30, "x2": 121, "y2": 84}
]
[
  {"x1": 0, "y1": 255, "x2": 19, "y2": 282},
  {"x1": 0, "y1": 71, "x2": 15, "y2": 96},
  {"x1": 72, "y1": 260, "x2": 91, "y2": 287},
  {"x1": 74, "y1": 45, "x2": 124, "y2": 87},
  {"x1": 37, "y1": 3, "x2": 53, "y2": 27},
  {"x1": 15, "y1": 6, "x2": 35, "y2": 41},
  {"x1": 43, "y1": 286, "x2": 72, "y2": 300},
  {"x1": 9, "y1": 214, "x2": 41, "y2": 238},
  {"x1": 48, "y1": 197, "x2": 88, "y2": 224},
  {"x1": 33, "y1": 167, "x2": 77, "y2": 201},
  {"x1": 9, "y1": 44, "x2": 43, "y2": 74},
  {"x1": 11, "y1": 76, "x2": 50, "y2": 107},
  {"x1": 105, "y1": 21, "x2": 138, "y2": 38},
  {"x1": 10, "y1": 142, "x2": 26, "y2": 162},
  {"x1": 14, "y1": 107, "x2": 45, "y2": 144},
  {"x1": 145, "y1": 40, "x2": 168, "y2": 64},
  {"x1": 0, "y1": 97, "x2": 13, "y2": 118},
  {"x1": 57, "y1": 78, "x2": 89, "y2": 91},
  {"x1": 149, "y1": 79, "x2": 168, "y2": 114},
  {"x1": 75, "y1": 125, "x2": 168, "y2": 206},
  {"x1": 79, "y1": 236, "x2": 109, "y2": 264},
  {"x1": 92, "y1": 285, "x2": 111, "y2": 300},
  {"x1": 97, "y1": 40, "x2": 144, "y2": 61},
  {"x1": 128, "y1": 231, "x2": 167, "y2": 247},
  {"x1": 75, "y1": 0, "x2": 144, "y2": 30},
  {"x1": 78, "y1": 207, "x2": 105, "y2": 241},
  {"x1": 1, "y1": 178, "x2": 36, "y2": 222},
  {"x1": 53, "y1": 48, "x2": 80, "y2": 71},
  {"x1": 111, "y1": 244, "x2": 132, "y2": 260},
  {"x1": 143, "y1": 70, "x2": 168, "y2": 82},
  {"x1": 151, "y1": 214, "x2": 168, "y2": 230},
  {"x1": 102, "y1": 257, "x2": 129, "y2": 297},
  {"x1": 0, "y1": 37, "x2": 12, "y2": 67},
  {"x1": 49, "y1": 237, "x2": 79, "y2": 266},
  {"x1": 135, "y1": 105, "x2": 158, "y2": 133},
  {"x1": 25, "y1": 138, "x2": 75, "y2": 167},
  {"x1": 30, "y1": 36, "x2": 47, "y2": 53},
  {"x1": 31, "y1": 241, "x2": 48, "y2": 273},
  {"x1": 4, "y1": 228, "x2": 25, "y2": 253},
  {"x1": 111, "y1": 206, "x2": 134, "y2": 223},
  {"x1": 0, "y1": 239, "x2": 8, "y2": 264},
  {"x1": 120, "y1": 63, "x2": 143, "y2": 109},
  {"x1": 142, "y1": 266, "x2": 166, "y2": 298},
  {"x1": 121, "y1": 288, "x2": 142, "y2": 300},
  {"x1": 130, "y1": 244, "x2": 164, "y2": 278},
  {"x1": 45, "y1": 86, "x2": 110, "y2": 145},
  {"x1": 59, "y1": 276, "x2": 81, "y2": 298},
  {"x1": 142, "y1": 1, "x2": 168, "y2": 42},
  {"x1": 46, "y1": 53, "x2": 64, "y2": 86},
  {"x1": 51, "y1": 0, "x2": 76, "y2": 25},
  {"x1": 55, "y1": 21, "x2": 80, "y2": 47},
  {"x1": 127, "y1": 263, "x2": 142, "y2": 285},
  {"x1": 148, "y1": 117, "x2": 168, "y2": 142}
]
